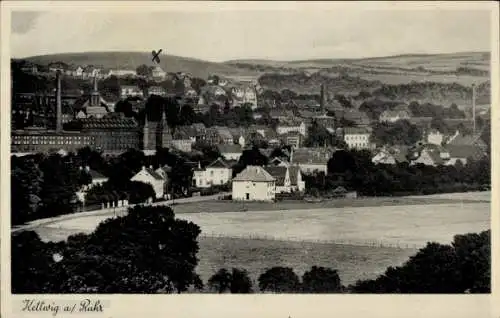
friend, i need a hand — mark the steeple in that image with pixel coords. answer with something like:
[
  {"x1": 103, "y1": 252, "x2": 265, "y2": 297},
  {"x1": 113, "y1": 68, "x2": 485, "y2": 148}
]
[{"x1": 90, "y1": 75, "x2": 100, "y2": 107}]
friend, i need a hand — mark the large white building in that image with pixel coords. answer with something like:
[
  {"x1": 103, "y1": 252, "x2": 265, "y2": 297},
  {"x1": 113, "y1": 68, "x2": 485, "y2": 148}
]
[
  {"x1": 276, "y1": 121, "x2": 307, "y2": 137},
  {"x1": 232, "y1": 166, "x2": 276, "y2": 201},
  {"x1": 343, "y1": 127, "x2": 371, "y2": 150},
  {"x1": 193, "y1": 158, "x2": 233, "y2": 188}
]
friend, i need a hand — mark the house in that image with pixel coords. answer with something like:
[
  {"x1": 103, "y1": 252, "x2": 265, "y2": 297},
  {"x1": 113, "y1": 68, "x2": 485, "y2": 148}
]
[
  {"x1": 276, "y1": 120, "x2": 307, "y2": 137},
  {"x1": 130, "y1": 166, "x2": 166, "y2": 199},
  {"x1": 192, "y1": 158, "x2": 233, "y2": 188},
  {"x1": 411, "y1": 148, "x2": 446, "y2": 166},
  {"x1": 446, "y1": 131, "x2": 488, "y2": 151},
  {"x1": 107, "y1": 69, "x2": 137, "y2": 78},
  {"x1": 232, "y1": 166, "x2": 276, "y2": 201},
  {"x1": 155, "y1": 165, "x2": 172, "y2": 197},
  {"x1": 333, "y1": 108, "x2": 371, "y2": 127},
  {"x1": 445, "y1": 145, "x2": 486, "y2": 166},
  {"x1": 279, "y1": 131, "x2": 304, "y2": 149},
  {"x1": 148, "y1": 86, "x2": 167, "y2": 97},
  {"x1": 171, "y1": 129, "x2": 194, "y2": 153},
  {"x1": 263, "y1": 166, "x2": 293, "y2": 194},
  {"x1": 371, "y1": 146, "x2": 409, "y2": 165},
  {"x1": 342, "y1": 127, "x2": 371, "y2": 150},
  {"x1": 217, "y1": 144, "x2": 243, "y2": 161},
  {"x1": 121, "y1": 85, "x2": 144, "y2": 99},
  {"x1": 228, "y1": 128, "x2": 246, "y2": 147},
  {"x1": 379, "y1": 109, "x2": 411, "y2": 123},
  {"x1": 152, "y1": 66, "x2": 166, "y2": 81},
  {"x1": 206, "y1": 126, "x2": 234, "y2": 145},
  {"x1": 230, "y1": 85, "x2": 258, "y2": 109},
  {"x1": 290, "y1": 147, "x2": 332, "y2": 175},
  {"x1": 426, "y1": 129, "x2": 445, "y2": 145}
]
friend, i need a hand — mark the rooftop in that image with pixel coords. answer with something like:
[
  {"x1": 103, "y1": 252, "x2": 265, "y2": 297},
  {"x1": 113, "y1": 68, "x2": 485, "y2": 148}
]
[{"x1": 233, "y1": 165, "x2": 275, "y2": 182}]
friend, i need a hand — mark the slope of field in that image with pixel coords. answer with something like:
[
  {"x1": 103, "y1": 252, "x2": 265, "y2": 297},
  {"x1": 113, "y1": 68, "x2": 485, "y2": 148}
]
[
  {"x1": 24, "y1": 52, "x2": 260, "y2": 79},
  {"x1": 197, "y1": 236, "x2": 418, "y2": 288}
]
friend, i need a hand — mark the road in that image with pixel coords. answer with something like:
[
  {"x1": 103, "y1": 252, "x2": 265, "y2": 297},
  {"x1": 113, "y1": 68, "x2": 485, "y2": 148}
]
[{"x1": 12, "y1": 192, "x2": 230, "y2": 234}]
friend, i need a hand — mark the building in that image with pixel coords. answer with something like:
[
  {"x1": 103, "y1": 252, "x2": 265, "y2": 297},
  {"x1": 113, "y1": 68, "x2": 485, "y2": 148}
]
[
  {"x1": 371, "y1": 146, "x2": 409, "y2": 165},
  {"x1": 147, "y1": 86, "x2": 167, "y2": 97},
  {"x1": 232, "y1": 165, "x2": 276, "y2": 201},
  {"x1": 79, "y1": 117, "x2": 141, "y2": 154},
  {"x1": 230, "y1": 85, "x2": 258, "y2": 109},
  {"x1": 11, "y1": 129, "x2": 92, "y2": 154},
  {"x1": 193, "y1": 158, "x2": 233, "y2": 188},
  {"x1": 426, "y1": 129, "x2": 445, "y2": 145},
  {"x1": 142, "y1": 108, "x2": 173, "y2": 153},
  {"x1": 79, "y1": 166, "x2": 108, "y2": 190},
  {"x1": 206, "y1": 126, "x2": 234, "y2": 145},
  {"x1": 445, "y1": 145, "x2": 486, "y2": 166},
  {"x1": 171, "y1": 129, "x2": 194, "y2": 153},
  {"x1": 276, "y1": 121, "x2": 307, "y2": 137},
  {"x1": 121, "y1": 85, "x2": 144, "y2": 99},
  {"x1": 217, "y1": 144, "x2": 243, "y2": 161},
  {"x1": 290, "y1": 147, "x2": 332, "y2": 175},
  {"x1": 446, "y1": 131, "x2": 488, "y2": 152},
  {"x1": 152, "y1": 66, "x2": 166, "y2": 81},
  {"x1": 72, "y1": 76, "x2": 109, "y2": 119},
  {"x1": 263, "y1": 166, "x2": 292, "y2": 193},
  {"x1": 130, "y1": 166, "x2": 166, "y2": 199},
  {"x1": 288, "y1": 165, "x2": 306, "y2": 192},
  {"x1": 379, "y1": 109, "x2": 411, "y2": 123},
  {"x1": 269, "y1": 109, "x2": 294, "y2": 121},
  {"x1": 333, "y1": 108, "x2": 371, "y2": 127},
  {"x1": 107, "y1": 69, "x2": 137, "y2": 78},
  {"x1": 342, "y1": 127, "x2": 371, "y2": 150},
  {"x1": 279, "y1": 131, "x2": 304, "y2": 149}
]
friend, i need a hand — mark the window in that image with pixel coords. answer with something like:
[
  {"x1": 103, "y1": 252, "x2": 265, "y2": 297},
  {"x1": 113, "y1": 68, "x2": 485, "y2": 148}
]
[{"x1": 245, "y1": 193, "x2": 250, "y2": 200}]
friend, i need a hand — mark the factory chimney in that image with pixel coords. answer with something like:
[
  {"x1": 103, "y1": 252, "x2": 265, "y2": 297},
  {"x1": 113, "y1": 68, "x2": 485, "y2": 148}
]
[
  {"x1": 320, "y1": 83, "x2": 325, "y2": 114},
  {"x1": 56, "y1": 71, "x2": 62, "y2": 132},
  {"x1": 472, "y1": 83, "x2": 476, "y2": 135}
]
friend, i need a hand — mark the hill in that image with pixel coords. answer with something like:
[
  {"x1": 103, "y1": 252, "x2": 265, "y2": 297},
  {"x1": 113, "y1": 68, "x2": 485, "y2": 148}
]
[{"x1": 24, "y1": 51, "x2": 261, "y2": 79}]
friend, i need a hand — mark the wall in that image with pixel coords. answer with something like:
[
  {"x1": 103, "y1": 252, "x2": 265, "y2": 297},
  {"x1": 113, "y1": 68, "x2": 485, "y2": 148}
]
[{"x1": 232, "y1": 180, "x2": 275, "y2": 201}]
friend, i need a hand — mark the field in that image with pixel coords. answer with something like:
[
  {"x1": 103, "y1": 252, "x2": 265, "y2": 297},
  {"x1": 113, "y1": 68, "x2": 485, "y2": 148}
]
[
  {"x1": 197, "y1": 236, "x2": 418, "y2": 287},
  {"x1": 27, "y1": 192, "x2": 490, "y2": 288}
]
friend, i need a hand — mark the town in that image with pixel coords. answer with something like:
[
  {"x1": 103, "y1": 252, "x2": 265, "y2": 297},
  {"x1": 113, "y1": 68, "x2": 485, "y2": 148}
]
[{"x1": 11, "y1": 58, "x2": 490, "y2": 212}]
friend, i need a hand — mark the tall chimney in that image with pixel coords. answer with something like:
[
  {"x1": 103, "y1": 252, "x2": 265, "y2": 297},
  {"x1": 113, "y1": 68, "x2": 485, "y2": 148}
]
[
  {"x1": 56, "y1": 71, "x2": 62, "y2": 132},
  {"x1": 472, "y1": 83, "x2": 476, "y2": 135},
  {"x1": 320, "y1": 83, "x2": 325, "y2": 114}
]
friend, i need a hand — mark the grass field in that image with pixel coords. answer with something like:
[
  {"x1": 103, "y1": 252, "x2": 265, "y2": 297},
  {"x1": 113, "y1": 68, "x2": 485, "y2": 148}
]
[{"x1": 197, "y1": 236, "x2": 418, "y2": 288}]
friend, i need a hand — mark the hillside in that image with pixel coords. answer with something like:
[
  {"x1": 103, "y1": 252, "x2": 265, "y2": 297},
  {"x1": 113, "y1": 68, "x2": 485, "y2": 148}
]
[{"x1": 24, "y1": 52, "x2": 261, "y2": 79}]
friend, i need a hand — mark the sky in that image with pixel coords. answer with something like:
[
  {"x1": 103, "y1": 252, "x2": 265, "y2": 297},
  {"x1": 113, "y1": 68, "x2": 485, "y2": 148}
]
[{"x1": 10, "y1": 4, "x2": 493, "y2": 62}]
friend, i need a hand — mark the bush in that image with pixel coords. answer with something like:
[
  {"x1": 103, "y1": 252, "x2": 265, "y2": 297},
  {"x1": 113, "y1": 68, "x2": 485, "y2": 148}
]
[{"x1": 302, "y1": 266, "x2": 342, "y2": 293}]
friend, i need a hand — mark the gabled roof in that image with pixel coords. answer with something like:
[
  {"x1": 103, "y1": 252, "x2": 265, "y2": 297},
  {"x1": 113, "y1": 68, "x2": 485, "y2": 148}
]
[
  {"x1": 207, "y1": 157, "x2": 231, "y2": 169},
  {"x1": 233, "y1": 165, "x2": 275, "y2": 182},
  {"x1": 447, "y1": 133, "x2": 487, "y2": 148},
  {"x1": 217, "y1": 144, "x2": 242, "y2": 154},
  {"x1": 134, "y1": 166, "x2": 164, "y2": 180},
  {"x1": 446, "y1": 145, "x2": 486, "y2": 160},
  {"x1": 263, "y1": 166, "x2": 288, "y2": 186},
  {"x1": 88, "y1": 169, "x2": 107, "y2": 180},
  {"x1": 292, "y1": 148, "x2": 332, "y2": 165}
]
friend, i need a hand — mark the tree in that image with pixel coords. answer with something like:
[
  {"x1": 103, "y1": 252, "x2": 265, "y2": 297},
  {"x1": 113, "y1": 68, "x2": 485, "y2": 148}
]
[
  {"x1": 136, "y1": 64, "x2": 152, "y2": 77},
  {"x1": 208, "y1": 268, "x2": 232, "y2": 293},
  {"x1": 11, "y1": 157, "x2": 43, "y2": 225},
  {"x1": 44, "y1": 205, "x2": 203, "y2": 293},
  {"x1": 230, "y1": 268, "x2": 253, "y2": 293},
  {"x1": 179, "y1": 104, "x2": 196, "y2": 126},
  {"x1": 302, "y1": 266, "x2": 342, "y2": 293},
  {"x1": 350, "y1": 230, "x2": 490, "y2": 293},
  {"x1": 258, "y1": 267, "x2": 301, "y2": 293},
  {"x1": 115, "y1": 99, "x2": 135, "y2": 117}
]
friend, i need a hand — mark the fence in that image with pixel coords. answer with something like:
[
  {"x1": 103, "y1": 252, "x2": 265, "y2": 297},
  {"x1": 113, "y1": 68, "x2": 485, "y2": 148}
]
[{"x1": 199, "y1": 232, "x2": 422, "y2": 250}]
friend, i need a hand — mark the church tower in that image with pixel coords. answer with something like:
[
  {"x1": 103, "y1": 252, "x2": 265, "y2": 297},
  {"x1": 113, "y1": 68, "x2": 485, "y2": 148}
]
[
  {"x1": 90, "y1": 76, "x2": 100, "y2": 107},
  {"x1": 143, "y1": 115, "x2": 150, "y2": 150},
  {"x1": 160, "y1": 105, "x2": 173, "y2": 148}
]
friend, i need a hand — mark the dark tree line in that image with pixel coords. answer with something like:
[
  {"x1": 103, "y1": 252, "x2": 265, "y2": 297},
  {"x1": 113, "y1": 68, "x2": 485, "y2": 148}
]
[{"x1": 302, "y1": 149, "x2": 490, "y2": 197}]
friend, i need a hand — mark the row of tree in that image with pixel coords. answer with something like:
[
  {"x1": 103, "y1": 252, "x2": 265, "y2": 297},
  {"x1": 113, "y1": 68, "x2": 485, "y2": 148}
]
[
  {"x1": 303, "y1": 149, "x2": 491, "y2": 197},
  {"x1": 11, "y1": 205, "x2": 490, "y2": 293}
]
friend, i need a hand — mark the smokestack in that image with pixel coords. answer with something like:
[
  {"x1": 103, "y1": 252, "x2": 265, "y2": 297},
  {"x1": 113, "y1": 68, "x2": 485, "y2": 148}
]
[
  {"x1": 320, "y1": 84, "x2": 325, "y2": 114},
  {"x1": 472, "y1": 83, "x2": 476, "y2": 135},
  {"x1": 56, "y1": 71, "x2": 62, "y2": 132}
]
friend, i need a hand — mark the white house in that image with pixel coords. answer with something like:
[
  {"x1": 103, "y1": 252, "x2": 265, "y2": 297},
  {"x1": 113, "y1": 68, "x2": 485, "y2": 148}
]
[
  {"x1": 276, "y1": 121, "x2": 307, "y2": 137},
  {"x1": 379, "y1": 110, "x2": 411, "y2": 123},
  {"x1": 426, "y1": 129, "x2": 444, "y2": 145},
  {"x1": 232, "y1": 166, "x2": 276, "y2": 201},
  {"x1": 193, "y1": 158, "x2": 233, "y2": 188},
  {"x1": 130, "y1": 166, "x2": 166, "y2": 199},
  {"x1": 343, "y1": 127, "x2": 371, "y2": 150},
  {"x1": 152, "y1": 66, "x2": 166, "y2": 80},
  {"x1": 217, "y1": 144, "x2": 243, "y2": 161},
  {"x1": 108, "y1": 69, "x2": 137, "y2": 78},
  {"x1": 371, "y1": 147, "x2": 409, "y2": 165}
]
